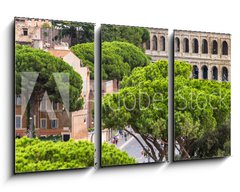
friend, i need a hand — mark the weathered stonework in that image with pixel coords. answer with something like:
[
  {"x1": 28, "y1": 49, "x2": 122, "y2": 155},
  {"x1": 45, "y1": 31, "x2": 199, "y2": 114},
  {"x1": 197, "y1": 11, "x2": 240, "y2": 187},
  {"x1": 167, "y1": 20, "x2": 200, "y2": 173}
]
[{"x1": 145, "y1": 29, "x2": 231, "y2": 82}]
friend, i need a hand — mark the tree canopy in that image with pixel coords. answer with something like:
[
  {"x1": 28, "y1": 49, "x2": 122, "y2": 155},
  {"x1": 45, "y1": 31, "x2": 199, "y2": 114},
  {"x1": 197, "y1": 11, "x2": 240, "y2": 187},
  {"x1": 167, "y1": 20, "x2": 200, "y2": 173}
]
[
  {"x1": 71, "y1": 41, "x2": 150, "y2": 80},
  {"x1": 51, "y1": 20, "x2": 94, "y2": 46},
  {"x1": 101, "y1": 24, "x2": 150, "y2": 49},
  {"x1": 102, "y1": 60, "x2": 231, "y2": 161},
  {"x1": 101, "y1": 142, "x2": 136, "y2": 166},
  {"x1": 102, "y1": 60, "x2": 168, "y2": 161},
  {"x1": 15, "y1": 137, "x2": 136, "y2": 172},
  {"x1": 16, "y1": 44, "x2": 83, "y2": 112},
  {"x1": 174, "y1": 61, "x2": 231, "y2": 159}
]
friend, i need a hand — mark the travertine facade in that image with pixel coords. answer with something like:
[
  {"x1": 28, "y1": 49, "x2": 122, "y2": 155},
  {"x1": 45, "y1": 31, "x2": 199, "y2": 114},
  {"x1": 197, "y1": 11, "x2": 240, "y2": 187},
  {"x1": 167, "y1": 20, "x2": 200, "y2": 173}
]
[
  {"x1": 174, "y1": 30, "x2": 231, "y2": 82},
  {"x1": 145, "y1": 29, "x2": 231, "y2": 82},
  {"x1": 144, "y1": 28, "x2": 168, "y2": 61}
]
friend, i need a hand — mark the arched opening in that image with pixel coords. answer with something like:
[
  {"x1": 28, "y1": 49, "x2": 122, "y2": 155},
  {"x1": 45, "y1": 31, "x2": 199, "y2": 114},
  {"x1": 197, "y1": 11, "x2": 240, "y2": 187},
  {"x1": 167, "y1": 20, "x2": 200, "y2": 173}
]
[
  {"x1": 160, "y1": 36, "x2": 165, "y2": 51},
  {"x1": 183, "y1": 38, "x2": 189, "y2": 53},
  {"x1": 192, "y1": 38, "x2": 199, "y2": 53},
  {"x1": 192, "y1": 65, "x2": 199, "y2": 79},
  {"x1": 222, "y1": 67, "x2": 228, "y2": 81},
  {"x1": 212, "y1": 66, "x2": 218, "y2": 80},
  {"x1": 222, "y1": 41, "x2": 228, "y2": 55},
  {"x1": 212, "y1": 40, "x2": 218, "y2": 54},
  {"x1": 175, "y1": 37, "x2": 180, "y2": 52},
  {"x1": 146, "y1": 39, "x2": 150, "y2": 50},
  {"x1": 202, "y1": 65, "x2": 208, "y2": 79},
  {"x1": 202, "y1": 39, "x2": 208, "y2": 54},
  {"x1": 152, "y1": 35, "x2": 158, "y2": 50}
]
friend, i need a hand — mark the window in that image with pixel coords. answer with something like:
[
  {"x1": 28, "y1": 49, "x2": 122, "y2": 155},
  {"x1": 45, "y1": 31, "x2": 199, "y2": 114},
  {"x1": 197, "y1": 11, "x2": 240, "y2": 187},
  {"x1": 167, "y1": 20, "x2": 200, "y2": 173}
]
[
  {"x1": 23, "y1": 28, "x2": 28, "y2": 36},
  {"x1": 15, "y1": 116, "x2": 22, "y2": 129},
  {"x1": 40, "y1": 118, "x2": 47, "y2": 129},
  {"x1": 152, "y1": 35, "x2": 158, "y2": 50},
  {"x1": 16, "y1": 95, "x2": 22, "y2": 106},
  {"x1": 192, "y1": 38, "x2": 199, "y2": 53},
  {"x1": 222, "y1": 67, "x2": 228, "y2": 81},
  {"x1": 202, "y1": 39, "x2": 208, "y2": 54},
  {"x1": 160, "y1": 36, "x2": 165, "y2": 51},
  {"x1": 192, "y1": 65, "x2": 199, "y2": 79},
  {"x1": 212, "y1": 40, "x2": 218, "y2": 54},
  {"x1": 202, "y1": 65, "x2": 208, "y2": 79},
  {"x1": 183, "y1": 38, "x2": 189, "y2": 53},
  {"x1": 212, "y1": 66, "x2": 218, "y2": 80},
  {"x1": 222, "y1": 41, "x2": 228, "y2": 55},
  {"x1": 51, "y1": 119, "x2": 58, "y2": 129},
  {"x1": 175, "y1": 37, "x2": 180, "y2": 52}
]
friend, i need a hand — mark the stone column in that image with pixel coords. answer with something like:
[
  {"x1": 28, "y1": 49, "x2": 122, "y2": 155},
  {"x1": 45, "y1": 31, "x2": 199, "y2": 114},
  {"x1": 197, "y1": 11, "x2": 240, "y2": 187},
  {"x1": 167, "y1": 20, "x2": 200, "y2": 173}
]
[{"x1": 208, "y1": 65, "x2": 212, "y2": 80}]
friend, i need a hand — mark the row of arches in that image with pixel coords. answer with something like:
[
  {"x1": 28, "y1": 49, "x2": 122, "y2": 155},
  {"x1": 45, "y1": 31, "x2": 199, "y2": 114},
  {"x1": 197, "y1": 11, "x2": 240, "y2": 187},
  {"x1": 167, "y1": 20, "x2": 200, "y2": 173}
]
[
  {"x1": 175, "y1": 37, "x2": 229, "y2": 55},
  {"x1": 192, "y1": 65, "x2": 229, "y2": 81},
  {"x1": 146, "y1": 35, "x2": 166, "y2": 51}
]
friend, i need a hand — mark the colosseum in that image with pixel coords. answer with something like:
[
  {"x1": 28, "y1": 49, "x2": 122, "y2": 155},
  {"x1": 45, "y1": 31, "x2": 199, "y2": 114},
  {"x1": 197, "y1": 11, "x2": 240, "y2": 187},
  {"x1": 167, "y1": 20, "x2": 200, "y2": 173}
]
[{"x1": 144, "y1": 29, "x2": 231, "y2": 82}]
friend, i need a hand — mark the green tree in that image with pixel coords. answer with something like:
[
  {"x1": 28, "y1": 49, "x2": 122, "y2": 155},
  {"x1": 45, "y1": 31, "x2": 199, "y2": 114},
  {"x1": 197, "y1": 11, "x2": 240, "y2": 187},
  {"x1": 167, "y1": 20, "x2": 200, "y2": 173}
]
[
  {"x1": 51, "y1": 20, "x2": 94, "y2": 46},
  {"x1": 16, "y1": 44, "x2": 83, "y2": 138},
  {"x1": 15, "y1": 137, "x2": 135, "y2": 172},
  {"x1": 71, "y1": 41, "x2": 150, "y2": 81},
  {"x1": 174, "y1": 61, "x2": 231, "y2": 160},
  {"x1": 101, "y1": 142, "x2": 136, "y2": 166},
  {"x1": 101, "y1": 24, "x2": 150, "y2": 49},
  {"x1": 102, "y1": 60, "x2": 231, "y2": 162},
  {"x1": 102, "y1": 60, "x2": 169, "y2": 162}
]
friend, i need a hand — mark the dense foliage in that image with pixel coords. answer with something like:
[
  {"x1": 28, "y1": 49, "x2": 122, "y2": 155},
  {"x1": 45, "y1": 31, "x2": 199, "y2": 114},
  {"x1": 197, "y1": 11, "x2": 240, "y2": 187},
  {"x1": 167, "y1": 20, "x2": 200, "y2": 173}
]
[
  {"x1": 102, "y1": 60, "x2": 168, "y2": 161},
  {"x1": 101, "y1": 143, "x2": 136, "y2": 166},
  {"x1": 15, "y1": 137, "x2": 94, "y2": 172},
  {"x1": 101, "y1": 24, "x2": 150, "y2": 49},
  {"x1": 51, "y1": 20, "x2": 94, "y2": 46},
  {"x1": 16, "y1": 44, "x2": 83, "y2": 138},
  {"x1": 174, "y1": 61, "x2": 231, "y2": 159},
  {"x1": 15, "y1": 137, "x2": 136, "y2": 172},
  {"x1": 71, "y1": 41, "x2": 150, "y2": 80},
  {"x1": 102, "y1": 60, "x2": 231, "y2": 161},
  {"x1": 16, "y1": 44, "x2": 83, "y2": 112}
]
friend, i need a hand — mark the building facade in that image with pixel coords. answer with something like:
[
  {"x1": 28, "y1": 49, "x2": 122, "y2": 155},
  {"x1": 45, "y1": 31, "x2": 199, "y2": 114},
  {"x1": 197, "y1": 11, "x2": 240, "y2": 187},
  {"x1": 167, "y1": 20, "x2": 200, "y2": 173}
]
[
  {"x1": 145, "y1": 29, "x2": 231, "y2": 82},
  {"x1": 174, "y1": 30, "x2": 231, "y2": 82},
  {"x1": 144, "y1": 28, "x2": 168, "y2": 61}
]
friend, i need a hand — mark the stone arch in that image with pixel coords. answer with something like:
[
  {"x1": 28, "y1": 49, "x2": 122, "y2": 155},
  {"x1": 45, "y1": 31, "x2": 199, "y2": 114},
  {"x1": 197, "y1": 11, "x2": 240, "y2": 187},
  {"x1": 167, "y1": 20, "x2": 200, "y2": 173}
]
[
  {"x1": 212, "y1": 66, "x2": 218, "y2": 80},
  {"x1": 202, "y1": 39, "x2": 208, "y2": 54},
  {"x1": 202, "y1": 65, "x2": 208, "y2": 79},
  {"x1": 152, "y1": 35, "x2": 158, "y2": 50},
  {"x1": 222, "y1": 41, "x2": 228, "y2": 55},
  {"x1": 175, "y1": 37, "x2": 180, "y2": 52},
  {"x1": 222, "y1": 66, "x2": 228, "y2": 81},
  {"x1": 160, "y1": 36, "x2": 165, "y2": 51},
  {"x1": 183, "y1": 38, "x2": 189, "y2": 53},
  {"x1": 192, "y1": 38, "x2": 199, "y2": 53},
  {"x1": 212, "y1": 40, "x2": 218, "y2": 54},
  {"x1": 192, "y1": 65, "x2": 199, "y2": 79}
]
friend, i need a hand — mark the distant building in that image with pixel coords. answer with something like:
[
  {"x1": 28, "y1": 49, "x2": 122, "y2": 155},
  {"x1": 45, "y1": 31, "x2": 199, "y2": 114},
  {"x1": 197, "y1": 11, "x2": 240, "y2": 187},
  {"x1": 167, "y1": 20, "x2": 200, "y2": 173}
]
[
  {"x1": 49, "y1": 48, "x2": 91, "y2": 140},
  {"x1": 144, "y1": 28, "x2": 231, "y2": 82},
  {"x1": 174, "y1": 30, "x2": 231, "y2": 82},
  {"x1": 144, "y1": 28, "x2": 168, "y2": 61}
]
